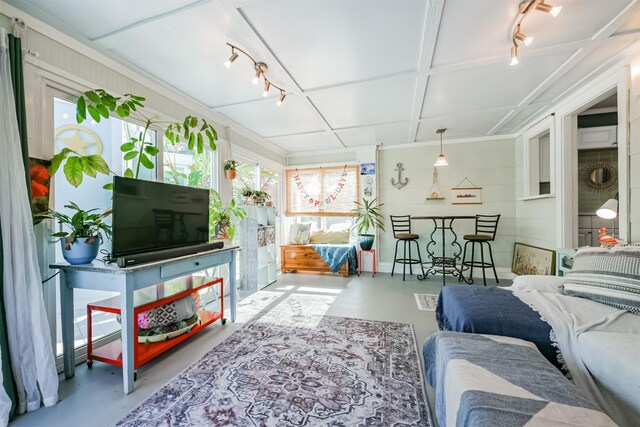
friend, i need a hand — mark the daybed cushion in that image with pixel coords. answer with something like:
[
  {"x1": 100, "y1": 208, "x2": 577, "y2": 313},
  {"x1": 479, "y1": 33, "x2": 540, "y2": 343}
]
[
  {"x1": 436, "y1": 284, "x2": 559, "y2": 368},
  {"x1": 423, "y1": 331, "x2": 616, "y2": 427},
  {"x1": 561, "y1": 245, "x2": 640, "y2": 314},
  {"x1": 289, "y1": 223, "x2": 311, "y2": 244},
  {"x1": 309, "y1": 229, "x2": 350, "y2": 244}
]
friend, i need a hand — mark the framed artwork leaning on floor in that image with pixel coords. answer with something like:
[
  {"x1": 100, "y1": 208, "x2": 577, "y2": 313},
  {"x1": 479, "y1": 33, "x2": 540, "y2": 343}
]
[{"x1": 512, "y1": 242, "x2": 556, "y2": 275}]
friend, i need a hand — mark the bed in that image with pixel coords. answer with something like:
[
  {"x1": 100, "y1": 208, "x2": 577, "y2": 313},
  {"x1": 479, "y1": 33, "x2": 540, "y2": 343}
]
[{"x1": 436, "y1": 281, "x2": 560, "y2": 368}]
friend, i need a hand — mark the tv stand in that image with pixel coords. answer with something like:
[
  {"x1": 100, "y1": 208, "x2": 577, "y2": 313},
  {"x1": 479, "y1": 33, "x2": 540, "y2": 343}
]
[{"x1": 51, "y1": 245, "x2": 239, "y2": 394}]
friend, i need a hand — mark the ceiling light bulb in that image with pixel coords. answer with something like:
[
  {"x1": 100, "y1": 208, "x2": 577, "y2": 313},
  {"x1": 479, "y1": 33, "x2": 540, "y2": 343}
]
[
  {"x1": 536, "y1": 1, "x2": 562, "y2": 17},
  {"x1": 224, "y1": 51, "x2": 238, "y2": 69},
  {"x1": 434, "y1": 154, "x2": 448, "y2": 167},
  {"x1": 262, "y1": 81, "x2": 271, "y2": 97},
  {"x1": 515, "y1": 31, "x2": 534, "y2": 46},
  {"x1": 276, "y1": 91, "x2": 286, "y2": 106},
  {"x1": 510, "y1": 45, "x2": 519, "y2": 66}
]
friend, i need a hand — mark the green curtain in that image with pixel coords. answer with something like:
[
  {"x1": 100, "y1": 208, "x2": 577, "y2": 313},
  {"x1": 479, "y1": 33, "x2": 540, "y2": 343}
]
[{"x1": 0, "y1": 33, "x2": 31, "y2": 421}]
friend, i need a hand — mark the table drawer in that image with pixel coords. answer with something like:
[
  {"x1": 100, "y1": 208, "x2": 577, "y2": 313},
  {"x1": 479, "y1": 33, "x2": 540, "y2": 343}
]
[{"x1": 160, "y1": 252, "x2": 230, "y2": 279}]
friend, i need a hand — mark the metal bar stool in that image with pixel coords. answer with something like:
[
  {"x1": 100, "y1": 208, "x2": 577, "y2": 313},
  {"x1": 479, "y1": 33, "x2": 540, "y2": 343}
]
[
  {"x1": 461, "y1": 214, "x2": 500, "y2": 286},
  {"x1": 390, "y1": 215, "x2": 425, "y2": 281}
]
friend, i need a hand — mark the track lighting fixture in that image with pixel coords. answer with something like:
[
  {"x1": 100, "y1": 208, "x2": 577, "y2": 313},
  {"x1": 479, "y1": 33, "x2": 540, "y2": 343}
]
[
  {"x1": 223, "y1": 43, "x2": 286, "y2": 106},
  {"x1": 434, "y1": 128, "x2": 448, "y2": 167},
  {"x1": 510, "y1": 0, "x2": 562, "y2": 65},
  {"x1": 536, "y1": 1, "x2": 562, "y2": 17},
  {"x1": 513, "y1": 26, "x2": 533, "y2": 46},
  {"x1": 223, "y1": 49, "x2": 238, "y2": 69},
  {"x1": 510, "y1": 44, "x2": 519, "y2": 66}
]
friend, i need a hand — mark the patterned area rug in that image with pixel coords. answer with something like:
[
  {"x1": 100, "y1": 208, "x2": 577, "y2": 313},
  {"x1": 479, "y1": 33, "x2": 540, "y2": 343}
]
[
  {"x1": 117, "y1": 294, "x2": 431, "y2": 426},
  {"x1": 414, "y1": 293, "x2": 439, "y2": 311}
]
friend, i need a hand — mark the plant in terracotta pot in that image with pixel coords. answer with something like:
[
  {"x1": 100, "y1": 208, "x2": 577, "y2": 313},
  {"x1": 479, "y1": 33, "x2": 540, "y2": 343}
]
[
  {"x1": 35, "y1": 202, "x2": 112, "y2": 265},
  {"x1": 224, "y1": 160, "x2": 239, "y2": 180},
  {"x1": 351, "y1": 197, "x2": 385, "y2": 250},
  {"x1": 209, "y1": 190, "x2": 247, "y2": 241}
]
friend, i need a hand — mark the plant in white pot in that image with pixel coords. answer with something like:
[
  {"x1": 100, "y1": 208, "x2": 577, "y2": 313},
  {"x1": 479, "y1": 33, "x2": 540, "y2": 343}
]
[
  {"x1": 36, "y1": 202, "x2": 112, "y2": 265},
  {"x1": 351, "y1": 197, "x2": 385, "y2": 250}
]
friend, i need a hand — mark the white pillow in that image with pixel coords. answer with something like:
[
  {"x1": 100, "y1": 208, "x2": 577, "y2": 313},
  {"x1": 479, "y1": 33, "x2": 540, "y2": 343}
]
[{"x1": 289, "y1": 223, "x2": 311, "y2": 244}]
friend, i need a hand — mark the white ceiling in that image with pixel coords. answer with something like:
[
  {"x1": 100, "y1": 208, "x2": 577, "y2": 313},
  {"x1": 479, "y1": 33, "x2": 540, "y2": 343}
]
[{"x1": 7, "y1": 0, "x2": 640, "y2": 155}]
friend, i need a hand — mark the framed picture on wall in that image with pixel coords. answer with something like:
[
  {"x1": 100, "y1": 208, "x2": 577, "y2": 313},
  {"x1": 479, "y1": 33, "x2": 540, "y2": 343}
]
[
  {"x1": 451, "y1": 187, "x2": 482, "y2": 204},
  {"x1": 512, "y1": 242, "x2": 556, "y2": 276}
]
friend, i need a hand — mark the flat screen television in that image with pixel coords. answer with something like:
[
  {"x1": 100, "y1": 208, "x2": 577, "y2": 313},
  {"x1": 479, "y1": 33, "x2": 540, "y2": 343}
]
[{"x1": 112, "y1": 177, "x2": 209, "y2": 257}]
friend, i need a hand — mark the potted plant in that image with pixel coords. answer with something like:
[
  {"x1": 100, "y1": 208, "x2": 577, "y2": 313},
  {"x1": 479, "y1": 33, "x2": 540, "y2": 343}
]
[
  {"x1": 36, "y1": 202, "x2": 112, "y2": 265},
  {"x1": 210, "y1": 190, "x2": 247, "y2": 241},
  {"x1": 351, "y1": 197, "x2": 385, "y2": 250},
  {"x1": 224, "y1": 160, "x2": 239, "y2": 180},
  {"x1": 240, "y1": 188, "x2": 255, "y2": 205},
  {"x1": 253, "y1": 190, "x2": 271, "y2": 206}
]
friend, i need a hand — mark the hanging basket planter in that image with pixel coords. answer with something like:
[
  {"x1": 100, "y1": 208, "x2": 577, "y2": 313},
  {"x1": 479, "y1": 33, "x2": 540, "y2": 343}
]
[
  {"x1": 225, "y1": 169, "x2": 237, "y2": 180},
  {"x1": 224, "y1": 160, "x2": 239, "y2": 180}
]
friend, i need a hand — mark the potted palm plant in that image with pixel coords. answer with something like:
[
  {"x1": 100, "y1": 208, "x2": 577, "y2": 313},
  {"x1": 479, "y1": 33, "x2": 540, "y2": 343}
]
[
  {"x1": 36, "y1": 202, "x2": 112, "y2": 265},
  {"x1": 224, "y1": 160, "x2": 239, "y2": 180},
  {"x1": 352, "y1": 197, "x2": 385, "y2": 250}
]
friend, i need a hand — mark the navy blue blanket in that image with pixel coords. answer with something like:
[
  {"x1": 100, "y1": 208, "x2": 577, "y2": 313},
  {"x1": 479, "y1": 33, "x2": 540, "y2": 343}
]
[{"x1": 436, "y1": 285, "x2": 559, "y2": 368}]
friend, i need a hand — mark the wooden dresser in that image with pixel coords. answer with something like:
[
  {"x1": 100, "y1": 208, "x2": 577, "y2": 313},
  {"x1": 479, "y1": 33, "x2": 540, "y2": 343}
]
[{"x1": 280, "y1": 245, "x2": 349, "y2": 277}]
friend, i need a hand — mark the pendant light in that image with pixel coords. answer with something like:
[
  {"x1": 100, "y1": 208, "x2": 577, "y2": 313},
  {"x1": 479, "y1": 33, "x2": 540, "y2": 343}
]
[{"x1": 434, "y1": 128, "x2": 448, "y2": 166}]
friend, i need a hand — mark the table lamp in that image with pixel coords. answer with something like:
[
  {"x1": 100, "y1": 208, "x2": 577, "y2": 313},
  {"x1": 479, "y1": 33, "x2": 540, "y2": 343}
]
[{"x1": 596, "y1": 198, "x2": 618, "y2": 237}]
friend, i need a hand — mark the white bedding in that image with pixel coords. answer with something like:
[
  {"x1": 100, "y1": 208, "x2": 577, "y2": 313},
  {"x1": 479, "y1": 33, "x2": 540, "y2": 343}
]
[{"x1": 510, "y1": 276, "x2": 640, "y2": 427}]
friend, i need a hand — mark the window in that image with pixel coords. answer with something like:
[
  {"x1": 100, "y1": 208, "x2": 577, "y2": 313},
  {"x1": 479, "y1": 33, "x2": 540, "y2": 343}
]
[
  {"x1": 523, "y1": 118, "x2": 554, "y2": 198},
  {"x1": 232, "y1": 162, "x2": 258, "y2": 201},
  {"x1": 163, "y1": 141, "x2": 216, "y2": 190},
  {"x1": 52, "y1": 97, "x2": 158, "y2": 357},
  {"x1": 260, "y1": 167, "x2": 279, "y2": 207},
  {"x1": 286, "y1": 165, "x2": 359, "y2": 216}
]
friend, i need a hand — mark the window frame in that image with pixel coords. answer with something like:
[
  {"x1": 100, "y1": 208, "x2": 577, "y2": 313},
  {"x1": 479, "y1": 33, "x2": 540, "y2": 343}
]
[
  {"x1": 285, "y1": 165, "x2": 359, "y2": 217},
  {"x1": 523, "y1": 117, "x2": 555, "y2": 199}
]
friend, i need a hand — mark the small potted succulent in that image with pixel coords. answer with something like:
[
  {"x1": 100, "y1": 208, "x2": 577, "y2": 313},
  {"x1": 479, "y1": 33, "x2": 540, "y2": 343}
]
[
  {"x1": 351, "y1": 197, "x2": 385, "y2": 250},
  {"x1": 36, "y1": 202, "x2": 112, "y2": 265},
  {"x1": 224, "y1": 160, "x2": 239, "y2": 180}
]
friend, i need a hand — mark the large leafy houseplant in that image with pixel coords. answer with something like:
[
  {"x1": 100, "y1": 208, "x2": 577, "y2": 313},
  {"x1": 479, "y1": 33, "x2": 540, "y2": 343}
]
[
  {"x1": 51, "y1": 89, "x2": 218, "y2": 188},
  {"x1": 351, "y1": 197, "x2": 385, "y2": 250},
  {"x1": 210, "y1": 190, "x2": 247, "y2": 241},
  {"x1": 35, "y1": 202, "x2": 112, "y2": 264}
]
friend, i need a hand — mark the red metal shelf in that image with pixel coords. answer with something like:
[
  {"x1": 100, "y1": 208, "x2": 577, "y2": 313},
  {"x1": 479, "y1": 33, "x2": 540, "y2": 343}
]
[{"x1": 87, "y1": 277, "x2": 224, "y2": 370}]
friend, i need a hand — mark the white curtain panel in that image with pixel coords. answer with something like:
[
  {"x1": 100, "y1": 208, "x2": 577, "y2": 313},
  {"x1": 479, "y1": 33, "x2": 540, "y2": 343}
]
[{"x1": 0, "y1": 28, "x2": 58, "y2": 418}]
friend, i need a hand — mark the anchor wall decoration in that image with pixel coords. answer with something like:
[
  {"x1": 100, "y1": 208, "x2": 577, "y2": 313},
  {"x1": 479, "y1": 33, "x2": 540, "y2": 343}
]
[{"x1": 391, "y1": 162, "x2": 409, "y2": 189}]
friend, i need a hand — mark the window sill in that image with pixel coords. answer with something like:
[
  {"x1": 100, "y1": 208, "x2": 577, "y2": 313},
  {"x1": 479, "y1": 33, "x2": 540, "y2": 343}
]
[{"x1": 517, "y1": 194, "x2": 556, "y2": 202}]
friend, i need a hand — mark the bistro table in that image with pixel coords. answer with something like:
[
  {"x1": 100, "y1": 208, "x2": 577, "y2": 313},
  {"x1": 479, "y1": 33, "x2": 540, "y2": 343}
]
[{"x1": 412, "y1": 216, "x2": 476, "y2": 285}]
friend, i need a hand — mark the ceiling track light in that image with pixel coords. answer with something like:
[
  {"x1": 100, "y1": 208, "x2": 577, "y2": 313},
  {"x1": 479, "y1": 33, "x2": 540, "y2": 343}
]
[
  {"x1": 509, "y1": 0, "x2": 562, "y2": 65},
  {"x1": 223, "y1": 42, "x2": 286, "y2": 106}
]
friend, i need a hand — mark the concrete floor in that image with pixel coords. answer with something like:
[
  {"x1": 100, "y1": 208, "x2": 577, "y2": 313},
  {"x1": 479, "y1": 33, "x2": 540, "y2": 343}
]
[{"x1": 12, "y1": 272, "x2": 506, "y2": 427}]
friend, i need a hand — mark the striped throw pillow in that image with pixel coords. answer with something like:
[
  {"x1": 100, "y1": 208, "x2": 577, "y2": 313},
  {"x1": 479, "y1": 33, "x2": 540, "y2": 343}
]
[{"x1": 561, "y1": 245, "x2": 640, "y2": 315}]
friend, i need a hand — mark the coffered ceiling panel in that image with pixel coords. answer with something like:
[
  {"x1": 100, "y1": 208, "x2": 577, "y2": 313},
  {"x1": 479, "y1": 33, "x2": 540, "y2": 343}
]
[
  {"x1": 534, "y1": 37, "x2": 637, "y2": 103},
  {"x1": 416, "y1": 107, "x2": 514, "y2": 140},
  {"x1": 94, "y1": 2, "x2": 290, "y2": 107},
  {"x1": 421, "y1": 50, "x2": 574, "y2": 119},
  {"x1": 496, "y1": 103, "x2": 547, "y2": 134},
  {"x1": 268, "y1": 131, "x2": 343, "y2": 152},
  {"x1": 6, "y1": 0, "x2": 640, "y2": 155},
  {"x1": 309, "y1": 78, "x2": 416, "y2": 130},
  {"x1": 239, "y1": 0, "x2": 426, "y2": 90},
  {"x1": 8, "y1": 0, "x2": 202, "y2": 40},
  {"x1": 336, "y1": 122, "x2": 410, "y2": 148},
  {"x1": 216, "y1": 95, "x2": 325, "y2": 137}
]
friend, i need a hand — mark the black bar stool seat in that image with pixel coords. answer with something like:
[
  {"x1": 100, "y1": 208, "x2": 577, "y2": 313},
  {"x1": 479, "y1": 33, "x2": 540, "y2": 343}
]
[
  {"x1": 461, "y1": 215, "x2": 501, "y2": 286},
  {"x1": 390, "y1": 215, "x2": 425, "y2": 281}
]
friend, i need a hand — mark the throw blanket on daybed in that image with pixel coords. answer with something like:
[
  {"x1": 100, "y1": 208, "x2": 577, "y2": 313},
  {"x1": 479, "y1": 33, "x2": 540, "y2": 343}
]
[
  {"x1": 311, "y1": 244, "x2": 358, "y2": 275},
  {"x1": 512, "y1": 279, "x2": 640, "y2": 427},
  {"x1": 423, "y1": 332, "x2": 615, "y2": 427},
  {"x1": 436, "y1": 283, "x2": 559, "y2": 368}
]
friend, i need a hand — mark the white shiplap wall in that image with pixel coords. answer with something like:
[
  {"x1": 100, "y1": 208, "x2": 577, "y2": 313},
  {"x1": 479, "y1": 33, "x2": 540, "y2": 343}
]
[
  {"x1": 630, "y1": 56, "x2": 640, "y2": 242},
  {"x1": 514, "y1": 135, "x2": 557, "y2": 250},
  {"x1": 377, "y1": 139, "x2": 517, "y2": 274}
]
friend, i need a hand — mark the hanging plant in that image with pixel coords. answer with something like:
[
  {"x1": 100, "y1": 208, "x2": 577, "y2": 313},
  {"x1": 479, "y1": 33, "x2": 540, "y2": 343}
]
[
  {"x1": 50, "y1": 89, "x2": 219, "y2": 188},
  {"x1": 224, "y1": 160, "x2": 239, "y2": 180}
]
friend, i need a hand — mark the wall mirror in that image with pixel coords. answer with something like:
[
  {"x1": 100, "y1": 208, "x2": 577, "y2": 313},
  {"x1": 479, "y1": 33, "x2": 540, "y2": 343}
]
[{"x1": 580, "y1": 162, "x2": 617, "y2": 191}]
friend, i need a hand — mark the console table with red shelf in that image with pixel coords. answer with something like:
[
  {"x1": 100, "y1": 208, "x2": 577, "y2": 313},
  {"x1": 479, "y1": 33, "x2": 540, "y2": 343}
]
[
  {"x1": 87, "y1": 277, "x2": 223, "y2": 373},
  {"x1": 51, "y1": 246, "x2": 239, "y2": 394}
]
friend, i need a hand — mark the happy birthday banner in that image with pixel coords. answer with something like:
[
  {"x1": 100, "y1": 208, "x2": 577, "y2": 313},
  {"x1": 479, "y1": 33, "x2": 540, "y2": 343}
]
[{"x1": 293, "y1": 166, "x2": 350, "y2": 208}]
